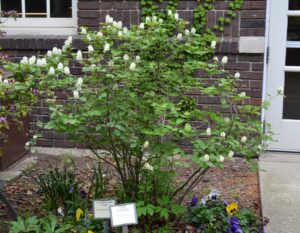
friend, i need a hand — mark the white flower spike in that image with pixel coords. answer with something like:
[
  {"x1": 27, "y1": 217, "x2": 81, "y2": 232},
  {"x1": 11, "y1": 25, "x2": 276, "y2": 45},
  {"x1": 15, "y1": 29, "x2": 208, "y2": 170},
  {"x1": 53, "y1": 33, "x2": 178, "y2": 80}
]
[
  {"x1": 20, "y1": 56, "x2": 29, "y2": 64},
  {"x1": 235, "y1": 72, "x2": 240, "y2": 79},
  {"x1": 76, "y1": 50, "x2": 83, "y2": 61},
  {"x1": 174, "y1": 13, "x2": 179, "y2": 20},
  {"x1": 220, "y1": 132, "x2": 226, "y2": 138},
  {"x1": 228, "y1": 151, "x2": 234, "y2": 158},
  {"x1": 177, "y1": 33, "x2": 183, "y2": 40},
  {"x1": 64, "y1": 67, "x2": 70, "y2": 75},
  {"x1": 203, "y1": 154, "x2": 210, "y2": 162},
  {"x1": 88, "y1": 45, "x2": 94, "y2": 53},
  {"x1": 104, "y1": 43, "x2": 110, "y2": 52},
  {"x1": 57, "y1": 62, "x2": 64, "y2": 71},
  {"x1": 211, "y1": 41, "x2": 216, "y2": 49},
  {"x1": 29, "y1": 56, "x2": 36, "y2": 65},
  {"x1": 221, "y1": 56, "x2": 228, "y2": 64},
  {"x1": 241, "y1": 136, "x2": 247, "y2": 143},
  {"x1": 123, "y1": 54, "x2": 130, "y2": 61},
  {"x1": 139, "y1": 23, "x2": 145, "y2": 29},
  {"x1": 73, "y1": 90, "x2": 79, "y2": 99},
  {"x1": 129, "y1": 62, "x2": 136, "y2": 71},
  {"x1": 219, "y1": 155, "x2": 225, "y2": 162},
  {"x1": 206, "y1": 127, "x2": 211, "y2": 136},
  {"x1": 48, "y1": 67, "x2": 55, "y2": 75}
]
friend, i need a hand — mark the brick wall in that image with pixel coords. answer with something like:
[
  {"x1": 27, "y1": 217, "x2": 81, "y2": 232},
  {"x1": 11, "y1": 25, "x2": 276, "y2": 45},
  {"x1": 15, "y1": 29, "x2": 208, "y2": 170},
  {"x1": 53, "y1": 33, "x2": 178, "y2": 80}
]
[{"x1": 0, "y1": 0, "x2": 266, "y2": 148}]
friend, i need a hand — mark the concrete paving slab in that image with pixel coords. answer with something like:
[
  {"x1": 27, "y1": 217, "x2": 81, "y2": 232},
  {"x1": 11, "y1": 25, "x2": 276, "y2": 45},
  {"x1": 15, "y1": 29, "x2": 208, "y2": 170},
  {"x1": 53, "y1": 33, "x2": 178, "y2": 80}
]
[
  {"x1": 259, "y1": 152, "x2": 300, "y2": 233},
  {"x1": 0, "y1": 156, "x2": 37, "y2": 183}
]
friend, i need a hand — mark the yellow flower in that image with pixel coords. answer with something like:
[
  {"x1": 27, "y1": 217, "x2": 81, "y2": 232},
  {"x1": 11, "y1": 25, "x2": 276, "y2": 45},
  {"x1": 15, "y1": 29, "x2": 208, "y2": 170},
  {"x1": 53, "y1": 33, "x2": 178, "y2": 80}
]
[
  {"x1": 89, "y1": 213, "x2": 93, "y2": 219},
  {"x1": 226, "y1": 203, "x2": 238, "y2": 216},
  {"x1": 76, "y1": 208, "x2": 84, "y2": 221},
  {"x1": 87, "y1": 231, "x2": 94, "y2": 233}
]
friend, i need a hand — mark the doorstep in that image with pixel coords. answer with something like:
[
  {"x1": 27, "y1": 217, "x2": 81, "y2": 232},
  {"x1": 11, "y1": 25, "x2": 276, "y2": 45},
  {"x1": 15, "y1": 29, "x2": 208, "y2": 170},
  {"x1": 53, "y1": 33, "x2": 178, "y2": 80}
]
[{"x1": 259, "y1": 152, "x2": 300, "y2": 233}]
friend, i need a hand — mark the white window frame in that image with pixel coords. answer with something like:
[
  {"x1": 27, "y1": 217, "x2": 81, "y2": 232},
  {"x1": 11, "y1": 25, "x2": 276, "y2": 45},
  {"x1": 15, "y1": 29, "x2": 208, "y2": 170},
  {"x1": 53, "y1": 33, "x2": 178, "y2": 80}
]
[{"x1": 0, "y1": 0, "x2": 77, "y2": 35}]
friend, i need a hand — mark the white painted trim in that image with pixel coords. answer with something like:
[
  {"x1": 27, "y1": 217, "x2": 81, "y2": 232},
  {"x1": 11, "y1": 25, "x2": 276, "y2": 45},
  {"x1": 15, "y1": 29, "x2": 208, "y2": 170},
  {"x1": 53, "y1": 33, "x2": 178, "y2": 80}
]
[
  {"x1": 287, "y1": 10, "x2": 300, "y2": 16},
  {"x1": 0, "y1": 0, "x2": 78, "y2": 35},
  {"x1": 286, "y1": 41, "x2": 300, "y2": 48},
  {"x1": 284, "y1": 66, "x2": 300, "y2": 72},
  {"x1": 261, "y1": 0, "x2": 271, "y2": 125}
]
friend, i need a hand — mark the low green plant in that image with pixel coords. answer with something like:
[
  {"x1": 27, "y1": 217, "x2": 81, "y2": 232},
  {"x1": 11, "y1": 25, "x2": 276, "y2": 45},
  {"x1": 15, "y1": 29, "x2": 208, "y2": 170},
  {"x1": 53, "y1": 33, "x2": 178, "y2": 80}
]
[{"x1": 10, "y1": 215, "x2": 73, "y2": 233}]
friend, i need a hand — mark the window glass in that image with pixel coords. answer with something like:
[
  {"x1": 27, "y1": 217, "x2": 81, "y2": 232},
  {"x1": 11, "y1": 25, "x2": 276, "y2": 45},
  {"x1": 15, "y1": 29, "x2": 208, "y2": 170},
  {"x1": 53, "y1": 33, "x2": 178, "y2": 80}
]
[
  {"x1": 25, "y1": 0, "x2": 46, "y2": 17},
  {"x1": 283, "y1": 72, "x2": 300, "y2": 119},
  {"x1": 287, "y1": 17, "x2": 300, "y2": 41},
  {"x1": 289, "y1": 0, "x2": 300, "y2": 10},
  {"x1": 1, "y1": 0, "x2": 21, "y2": 13},
  {"x1": 50, "y1": 0, "x2": 72, "y2": 18},
  {"x1": 286, "y1": 48, "x2": 300, "y2": 66}
]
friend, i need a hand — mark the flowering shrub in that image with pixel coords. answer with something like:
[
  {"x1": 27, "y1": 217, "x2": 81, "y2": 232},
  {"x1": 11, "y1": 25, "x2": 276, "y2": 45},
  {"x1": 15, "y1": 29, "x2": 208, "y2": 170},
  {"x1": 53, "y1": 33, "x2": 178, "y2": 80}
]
[
  {"x1": 184, "y1": 192, "x2": 264, "y2": 233},
  {"x1": 4, "y1": 12, "x2": 271, "y2": 230}
]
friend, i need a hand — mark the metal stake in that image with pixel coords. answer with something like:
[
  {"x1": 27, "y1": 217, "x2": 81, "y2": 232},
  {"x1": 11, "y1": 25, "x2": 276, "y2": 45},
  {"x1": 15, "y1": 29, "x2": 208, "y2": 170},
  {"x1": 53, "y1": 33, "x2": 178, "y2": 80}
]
[
  {"x1": 122, "y1": 226, "x2": 129, "y2": 233},
  {"x1": 103, "y1": 220, "x2": 109, "y2": 233}
]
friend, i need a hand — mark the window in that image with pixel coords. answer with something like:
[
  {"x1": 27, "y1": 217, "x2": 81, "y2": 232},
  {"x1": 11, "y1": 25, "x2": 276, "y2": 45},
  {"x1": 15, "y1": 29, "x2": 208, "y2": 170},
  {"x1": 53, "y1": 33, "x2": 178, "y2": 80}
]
[{"x1": 0, "y1": 0, "x2": 77, "y2": 35}]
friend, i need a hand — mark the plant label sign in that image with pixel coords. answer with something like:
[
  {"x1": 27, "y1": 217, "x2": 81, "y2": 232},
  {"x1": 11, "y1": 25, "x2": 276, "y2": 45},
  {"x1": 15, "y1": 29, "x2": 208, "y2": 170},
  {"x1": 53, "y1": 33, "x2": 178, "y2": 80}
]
[
  {"x1": 110, "y1": 203, "x2": 138, "y2": 227},
  {"x1": 93, "y1": 199, "x2": 116, "y2": 219}
]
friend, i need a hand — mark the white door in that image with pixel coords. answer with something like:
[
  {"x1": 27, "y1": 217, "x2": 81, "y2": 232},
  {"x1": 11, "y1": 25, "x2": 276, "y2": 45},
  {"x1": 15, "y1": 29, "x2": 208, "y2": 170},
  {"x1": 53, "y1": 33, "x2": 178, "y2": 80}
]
[{"x1": 265, "y1": 0, "x2": 300, "y2": 151}]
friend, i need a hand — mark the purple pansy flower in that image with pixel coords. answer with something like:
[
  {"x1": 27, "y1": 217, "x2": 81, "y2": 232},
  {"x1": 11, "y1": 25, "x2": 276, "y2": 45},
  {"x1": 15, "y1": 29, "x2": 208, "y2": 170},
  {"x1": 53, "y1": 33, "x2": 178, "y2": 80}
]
[
  {"x1": 80, "y1": 190, "x2": 87, "y2": 199},
  {"x1": 190, "y1": 196, "x2": 199, "y2": 207}
]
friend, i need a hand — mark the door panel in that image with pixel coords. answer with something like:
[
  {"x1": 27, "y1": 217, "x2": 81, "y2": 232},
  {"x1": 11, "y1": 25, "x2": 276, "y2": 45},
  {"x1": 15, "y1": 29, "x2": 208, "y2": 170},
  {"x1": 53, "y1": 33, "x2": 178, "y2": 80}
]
[{"x1": 266, "y1": 0, "x2": 300, "y2": 151}]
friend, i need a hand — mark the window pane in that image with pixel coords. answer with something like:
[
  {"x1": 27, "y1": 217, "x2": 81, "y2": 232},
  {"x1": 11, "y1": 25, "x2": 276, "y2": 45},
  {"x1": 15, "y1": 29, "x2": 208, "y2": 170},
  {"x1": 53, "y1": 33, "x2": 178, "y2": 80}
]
[
  {"x1": 289, "y1": 0, "x2": 300, "y2": 10},
  {"x1": 1, "y1": 0, "x2": 21, "y2": 13},
  {"x1": 283, "y1": 72, "x2": 300, "y2": 119},
  {"x1": 287, "y1": 17, "x2": 300, "y2": 41},
  {"x1": 50, "y1": 0, "x2": 72, "y2": 18},
  {"x1": 286, "y1": 48, "x2": 300, "y2": 66},
  {"x1": 25, "y1": 0, "x2": 46, "y2": 18}
]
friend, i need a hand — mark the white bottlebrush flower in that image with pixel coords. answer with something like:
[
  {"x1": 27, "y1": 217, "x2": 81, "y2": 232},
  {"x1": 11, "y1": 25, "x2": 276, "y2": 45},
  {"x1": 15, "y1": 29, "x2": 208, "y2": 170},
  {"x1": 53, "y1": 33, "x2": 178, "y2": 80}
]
[
  {"x1": 3, "y1": 79, "x2": 9, "y2": 84},
  {"x1": 33, "y1": 135, "x2": 38, "y2": 140},
  {"x1": 88, "y1": 45, "x2": 94, "y2": 53},
  {"x1": 228, "y1": 151, "x2": 234, "y2": 158},
  {"x1": 277, "y1": 86, "x2": 284, "y2": 95},
  {"x1": 118, "y1": 31, "x2": 123, "y2": 37},
  {"x1": 135, "y1": 55, "x2": 141, "y2": 61},
  {"x1": 57, "y1": 62, "x2": 64, "y2": 71},
  {"x1": 73, "y1": 90, "x2": 79, "y2": 99},
  {"x1": 211, "y1": 41, "x2": 217, "y2": 49},
  {"x1": 97, "y1": 31, "x2": 103, "y2": 37},
  {"x1": 129, "y1": 62, "x2": 136, "y2": 71},
  {"x1": 139, "y1": 23, "x2": 145, "y2": 29},
  {"x1": 48, "y1": 67, "x2": 55, "y2": 75},
  {"x1": 145, "y1": 16, "x2": 151, "y2": 22},
  {"x1": 105, "y1": 15, "x2": 113, "y2": 24},
  {"x1": 203, "y1": 154, "x2": 210, "y2": 162},
  {"x1": 144, "y1": 162, "x2": 154, "y2": 171},
  {"x1": 219, "y1": 155, "x2": 225, "y2": 162},
  {"x1": 104, "y1": 43, "x2": 110, "y2": 52},
  {"x1": 206, "y1": 127, "x2": 211, "y2": 136},
  {"x1": 241, "y1": 136, "x2": 247, "y2": 143},
  {"x1": 36, "y1": 59, "x2": 42, "y2": 66},
  {"x1": 77, "y1": 50, "x2": 83, "y2": 61},
  {"x1": 220, "y1": 132, "x2": 226, "y2": 138},
  {"x1": 159, "y1": 18, "x2": 163, "y2": 23},
  {"x1": 177, "y1": 33, "x2": 183, "y2": 40},
  {"x1": 143, "y1": 141, "x2": 149, "y2": 149},
  {"x1": 64, "y1": 66, "x2": 70, "y2": 75},
  {"x1": 258, "y1": 145, "x2": 263, "y2": 150},
  {"x1": 20, "y1": 56, "x2": 28, "y2": 64},
  {"x1": 234, "y1": 72, "x2": 240, "y2": 79},
  {"x1": 191, "y1": 28, "x2": 196, "y2": 35},
  {"x1": 112, "y1": 83, "x2": 119, "y2": 90},
  {"x1": 41, "y1": 58, "x2": 47, "y2": 66},
  {"x1": 174, "y1": 13, "x2": 179, "y2": 20},
  {"x1": 213, "y1": 56, "x2": 219, "y2": 62},
  {"x1": 167, "y1": 10, "x2": 173, "y2": 16},
  {"x1": 47, "y1": 50, "x2": 52, "y2": 57},
  {"x1": 152, "y1": 16, "x2": 157, "y2": 21},
  {"x1": 57, "y1": 207, "x2": 64, "y2": 217},
  {"x1": 108, "y1": 60, "x2": 114, "y2": 67},
  {"x1": 123, "y1": 54, "x2": 130, "y2": 61},
  {"x1": 239, "y1": 92, "x2": 246, "y2": 98},
  {"x1": 224, "y1": 117, "x2": 230, "y2": 123},
  {"x1": 29, "y1": 56, "x2": 36, "y2": 65},
  {"x1": 64, "y1": 39, "x2": 71, "y2": 47},
  {"x1": 0, "y1": 75, "x2": 2, "y2": 82},
  {"x1": 57, "y1": 49, "x2": 62, "y2": 56},
  {"x1": 81, "y1": 27, "x2": 87, "y2": 34},
  {"x1": 52, "y1": 47, "x2": 58, "y2": 55},
  {"x1": 86, "y1": 35, "x2": 92, "y2": 41},
  {"x1": 221, "y1": 56, "x2": 228, "y2": 64},
  {"x1": 185, "y1": 29, "x2": 190, "y2": 35},
  {"x1": 76, "y1": 77, "x2": 83, "y2": 88},
  {"x1": 25, "y1": 141, "x2": 30, "y2": 148},
  {"x1": 67, "y1": 36, "x2": 72, "y2": 44},
  {"x1": 123, "y1": 27, "x2": 128, "y2": 34},
  {"x1": 113, "y1": 21, "x2": 119, "y2": 28},
  {"x1": 117, "y1": 21, "x2": 123, "y2": 28}
]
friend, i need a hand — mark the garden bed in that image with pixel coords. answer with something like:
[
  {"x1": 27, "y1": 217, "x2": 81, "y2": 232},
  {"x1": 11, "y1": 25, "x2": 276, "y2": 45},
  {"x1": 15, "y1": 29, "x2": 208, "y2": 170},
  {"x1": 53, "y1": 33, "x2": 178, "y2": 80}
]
[{"x1": 0, "y1": 153, "x2": 261, "y2": 232}]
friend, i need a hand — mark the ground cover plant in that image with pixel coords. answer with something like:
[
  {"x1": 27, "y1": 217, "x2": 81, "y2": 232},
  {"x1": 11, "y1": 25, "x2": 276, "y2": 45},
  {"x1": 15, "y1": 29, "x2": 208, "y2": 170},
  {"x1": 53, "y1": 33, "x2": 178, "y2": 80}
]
[{"x1": 2, "y1": 12, "x2": 274, "y2": 232}]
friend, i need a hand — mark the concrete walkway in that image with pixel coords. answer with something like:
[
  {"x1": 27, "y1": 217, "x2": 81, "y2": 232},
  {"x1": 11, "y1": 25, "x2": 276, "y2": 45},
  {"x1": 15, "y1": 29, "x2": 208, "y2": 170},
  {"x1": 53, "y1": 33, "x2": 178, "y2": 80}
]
[{"x1": 259, "y1": 152, "x2": 300, "y2": 233}]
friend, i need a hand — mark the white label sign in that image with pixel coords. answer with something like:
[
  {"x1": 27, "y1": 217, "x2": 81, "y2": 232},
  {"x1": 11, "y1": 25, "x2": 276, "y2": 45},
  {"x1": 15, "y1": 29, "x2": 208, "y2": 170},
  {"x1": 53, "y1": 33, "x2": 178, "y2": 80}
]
[
  {"x1": 93, "y1": 199, "x2": 116, "y2": 219},
  {"x1": 110, "y1": 203, "x2": 138, "y2": 227}
]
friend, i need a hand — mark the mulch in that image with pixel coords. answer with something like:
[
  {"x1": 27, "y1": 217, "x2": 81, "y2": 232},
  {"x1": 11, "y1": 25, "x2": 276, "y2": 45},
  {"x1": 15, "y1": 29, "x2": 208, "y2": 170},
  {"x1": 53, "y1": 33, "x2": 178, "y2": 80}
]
[{"x1": 0, "y1": 154, "x2": 261, "y2": 232}]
